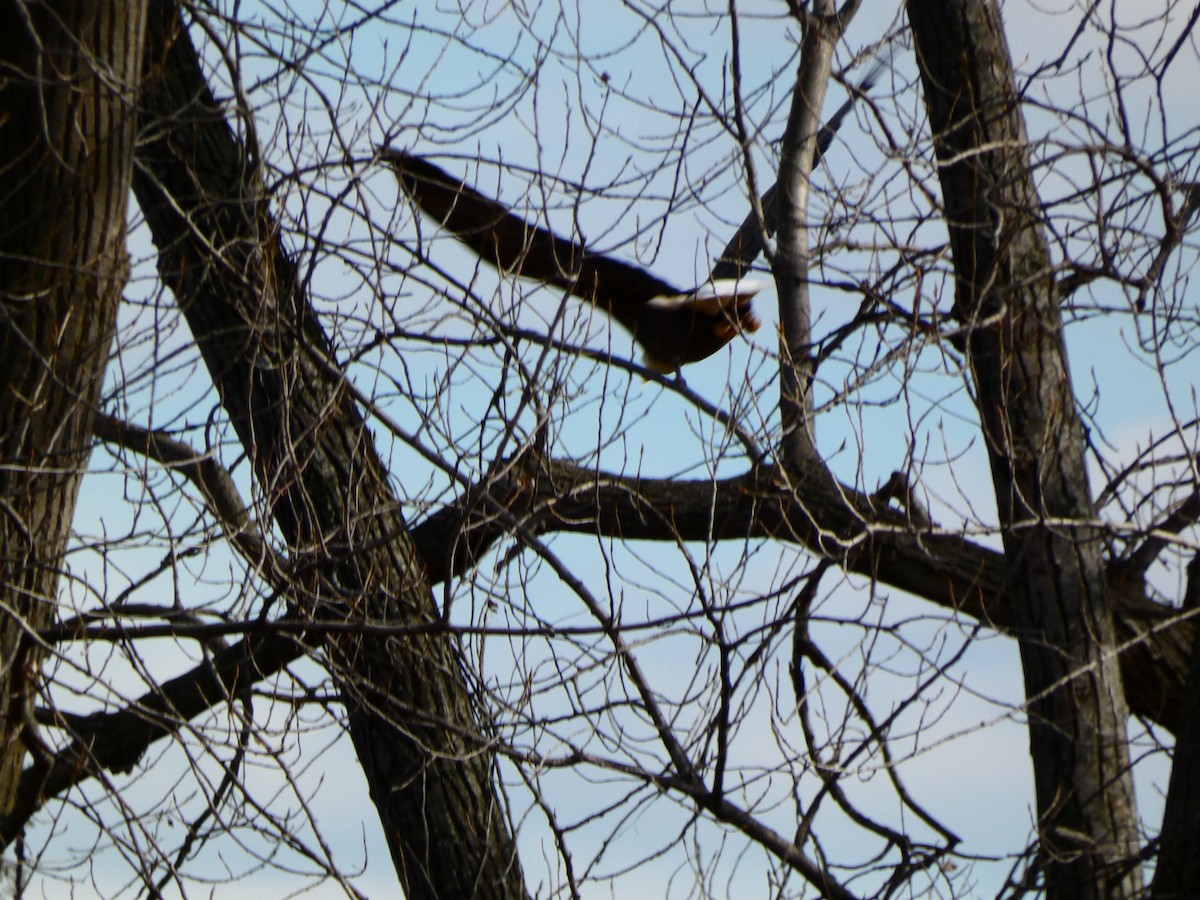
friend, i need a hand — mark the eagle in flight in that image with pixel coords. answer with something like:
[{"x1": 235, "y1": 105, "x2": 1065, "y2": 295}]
[
  {"x1": 380, "y1": 58, "x2": 882, "y2": 371},
  {"x1": 381, "y1": 149, "x2": 766, "y2": 372}
]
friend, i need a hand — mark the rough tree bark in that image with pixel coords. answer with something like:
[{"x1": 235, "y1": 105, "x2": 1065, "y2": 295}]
[
  {"x1": 1152, "y1": 559, "x2": 1200, "y2": 898},
  {"x1": 128, "y1": 2, "x2": 528, "y2": 897},
  {"x1": 0, "y1": 0, "x2": 147, "y2": 818},
  {"x1": 907, "y1": 0, "x2": 1141, "y2": 896}
]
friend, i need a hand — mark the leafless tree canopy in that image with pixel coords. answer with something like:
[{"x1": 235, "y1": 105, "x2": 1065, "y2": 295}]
[{"x1": 1, "y1": 0, "x2": 1199, "y2": 897}]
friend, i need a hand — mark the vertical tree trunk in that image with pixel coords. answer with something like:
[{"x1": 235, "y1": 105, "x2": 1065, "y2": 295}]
[
  {"x1": 132, "y1": 3, "x2": 528, "y2": 897},
  {"x1": 0, "y1": 0, "x2": 146, "y2": 817},
  {"x1": 774, "y1": 4, "x2": 838, "y2": 469},
  {"x1": 1151, "y1": 559, "x2": 1200, "y2": 898},
  {"x1": 906, "y1": 1, "x2": 1141, "y2": 896}
]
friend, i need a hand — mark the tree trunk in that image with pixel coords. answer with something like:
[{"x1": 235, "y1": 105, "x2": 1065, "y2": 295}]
[
  {"x1": 1151, "y1": 561, "x2": 1200, "y2": 898},
  {"x1": 906, "y1": 1, "x2": 1141, "y2": 896},
  {"x1": 131, "y1": 3, "x2": 528, "y2": 897},
  {"x1": 774, "y1": 5, "x2": 838, "y2": 468},
  {"x1": 0, "y1": 0, "x2": 146, "y2": 818}
]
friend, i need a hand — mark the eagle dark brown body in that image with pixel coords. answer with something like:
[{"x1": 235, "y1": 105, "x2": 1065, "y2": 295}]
[{"x1": 382, "y1": 150, "x2": 764, "y2": 371}]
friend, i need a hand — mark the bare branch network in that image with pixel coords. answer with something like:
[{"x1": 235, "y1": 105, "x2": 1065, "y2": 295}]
[{"x1": 1, "y1": 0, "x2": 1198, "y2": 898}]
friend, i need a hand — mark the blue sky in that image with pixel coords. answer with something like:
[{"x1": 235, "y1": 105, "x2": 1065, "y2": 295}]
[{"x1": 31, "y1": 1, "x2": 1200, "y2": 896}]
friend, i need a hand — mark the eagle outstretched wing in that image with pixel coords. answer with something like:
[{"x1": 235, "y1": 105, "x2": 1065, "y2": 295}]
[{"x1": 380, "y1": 149, "x2": 764, "y2": 371}]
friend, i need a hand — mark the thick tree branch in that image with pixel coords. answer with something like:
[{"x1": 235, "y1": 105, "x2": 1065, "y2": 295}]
[
  {"x1": 1136, "y1": 181, "x2": 1200, "y2": 309},
  {"x1": 715, "y1": 50, "x2": 885, "y2": 282},
  {"x1": 93, "y1": 412, "x2": 284, "y2": 577},
  {"x1": 126, "y1": 3, "x2": 529, "y2": 897},
  {"x1": 774, "y1": 5, "x2": 840, "y2": 467},
  {"x1": 1124, "y1": 485, "x2": 1200, "y2": 577},
  {"x1": 417, "y1": 457, "x2": 1190, "y2": 733},
  {"x1": 1153, "y1": 559, "x2": 1200, "y2": 898},
  {"x1": 16, "y1": 451, "x2": 1192, "y2": 845},
  {"x1": 1, "y1": 629, "x2": 299, "y2": 846}
]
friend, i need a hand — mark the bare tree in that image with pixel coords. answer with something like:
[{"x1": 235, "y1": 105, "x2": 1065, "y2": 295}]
[{"x1": 2, "y1": 0, "x2": 1199, "y2": 897}]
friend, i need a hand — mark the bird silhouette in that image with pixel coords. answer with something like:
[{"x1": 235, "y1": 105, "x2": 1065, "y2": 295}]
[
  {"x1": 381, "y1": 57, "x2": 884, "y2": 370},
  {"x1": 381, "y1": 149, "x2": 765, "y2": 372}
]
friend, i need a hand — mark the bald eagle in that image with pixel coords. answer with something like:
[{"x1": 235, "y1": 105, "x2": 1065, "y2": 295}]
[{"x1": 381, "y1": 149, "x2": 765, "y2": 372}]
